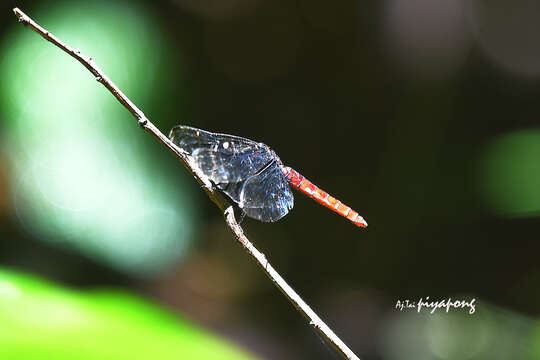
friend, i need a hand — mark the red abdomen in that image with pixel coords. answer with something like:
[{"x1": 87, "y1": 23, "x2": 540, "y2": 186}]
[{"x1": 282, "y1": 167, "x2": 367, "y2": 228}]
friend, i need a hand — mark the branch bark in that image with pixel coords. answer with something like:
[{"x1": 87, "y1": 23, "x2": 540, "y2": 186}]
[{"x1": 12, "y1": 8, "x2": 361, "y2": 360}]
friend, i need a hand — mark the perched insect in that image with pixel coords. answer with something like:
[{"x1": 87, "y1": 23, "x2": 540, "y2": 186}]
[{"x1": 170, "y1": 126, "x2": 367, "y2": 228}]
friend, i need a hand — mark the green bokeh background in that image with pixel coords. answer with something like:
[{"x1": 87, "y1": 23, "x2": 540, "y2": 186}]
[
  {"x1": 0, "y1": 269, "x2": 252, "y2": 359},
  {"x1": 1, "y1": 1, "x2": 540, "y2": 359}
]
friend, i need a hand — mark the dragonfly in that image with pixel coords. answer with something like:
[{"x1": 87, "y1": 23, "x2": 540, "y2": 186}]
[{"x1": 169, "y1": 125, "x2": 367, "y2": 228}]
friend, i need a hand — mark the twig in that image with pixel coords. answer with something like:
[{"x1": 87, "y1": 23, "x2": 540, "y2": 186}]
[
  {"x1": 224, "y1": 208, "x2": 360, "y2": 359},
  {"x1": 12, "y1": 8, "x2": 361, "y2": 360}
]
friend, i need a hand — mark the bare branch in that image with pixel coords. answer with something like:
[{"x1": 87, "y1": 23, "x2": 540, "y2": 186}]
[
  {"x1": 224, "y1": 208, "x2": 360, "y2": 359},
  {"x1": 12, "y1": 8, "x2": 361, "y2": 360}
]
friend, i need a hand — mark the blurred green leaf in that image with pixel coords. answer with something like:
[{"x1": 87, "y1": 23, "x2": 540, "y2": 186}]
[
  {"x1": 0, "y1": 269, "x2": 254, "y2": 360},
  {"x1": 0, "y1": 1, "x2": 196, "y2": 276},
  {"x1": 477, "y1": 129, "x2": 540, "y2": 216}
]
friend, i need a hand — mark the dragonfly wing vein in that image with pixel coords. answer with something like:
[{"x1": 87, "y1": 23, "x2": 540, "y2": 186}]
[
  {"x1": 170, "y1": 125, "x2": 274, "y2": 184},
  {"x1": 240, "y1": 163, "x2": 294, "y2": 222}
]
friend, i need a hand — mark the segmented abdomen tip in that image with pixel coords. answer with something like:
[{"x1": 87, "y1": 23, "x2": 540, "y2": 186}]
[{"x1": 355, "y1": 216, "x2": 368, "y2": 228}]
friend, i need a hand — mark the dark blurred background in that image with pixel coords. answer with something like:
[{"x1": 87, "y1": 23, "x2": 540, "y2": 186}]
[{"x1": 1, "y1": 0, "x2": 540, "y2": 359}]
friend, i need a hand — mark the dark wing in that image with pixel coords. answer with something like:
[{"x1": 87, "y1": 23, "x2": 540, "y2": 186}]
[
  {"x1": 239, "y1": 162, "x2": 294, "y2": 222},
  {"x1": 170, "y1": 125, "x2": 294, "y2": 223},
  {"x1": 169, "y1": 125, "x2": 275, "y2": 184}
]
